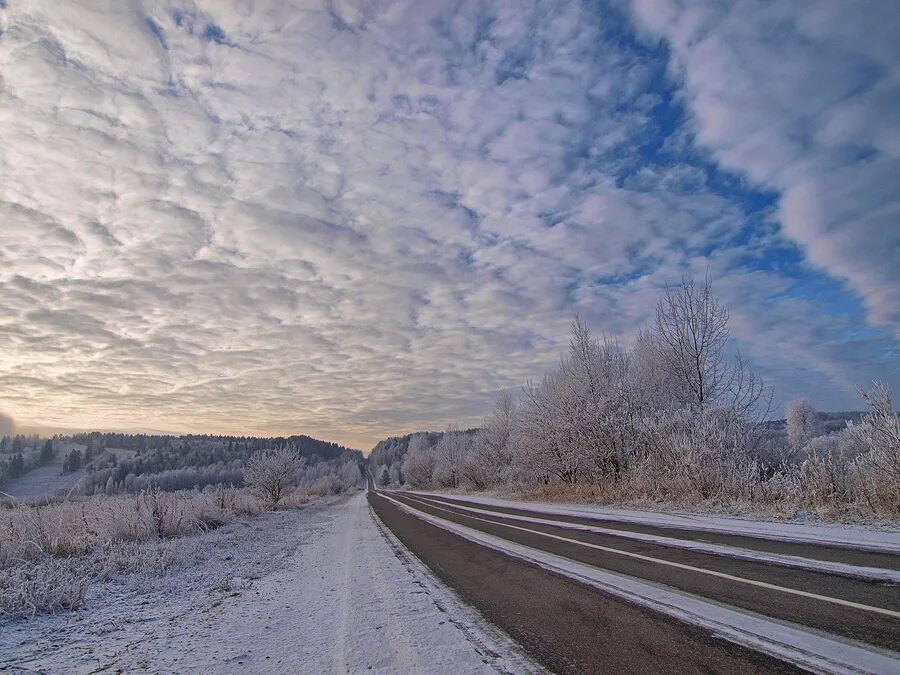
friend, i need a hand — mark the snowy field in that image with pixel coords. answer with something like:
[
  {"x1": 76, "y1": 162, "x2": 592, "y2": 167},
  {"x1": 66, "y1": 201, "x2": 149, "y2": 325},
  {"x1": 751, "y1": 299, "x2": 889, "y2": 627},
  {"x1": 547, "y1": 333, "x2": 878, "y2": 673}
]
[{"x1": 0, "y1": 492, "x2": 537, "y2": 674}]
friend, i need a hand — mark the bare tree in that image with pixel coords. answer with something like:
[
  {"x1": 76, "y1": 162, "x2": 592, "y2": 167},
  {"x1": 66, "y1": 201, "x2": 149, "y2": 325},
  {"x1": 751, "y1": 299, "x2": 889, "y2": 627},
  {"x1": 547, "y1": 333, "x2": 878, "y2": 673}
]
[
  {"x1": 243, "y1": 446, "x2": 305, "y2": 510},
  {"x1": 653, "y1": 276, "x2": 768, "y2": 418}
]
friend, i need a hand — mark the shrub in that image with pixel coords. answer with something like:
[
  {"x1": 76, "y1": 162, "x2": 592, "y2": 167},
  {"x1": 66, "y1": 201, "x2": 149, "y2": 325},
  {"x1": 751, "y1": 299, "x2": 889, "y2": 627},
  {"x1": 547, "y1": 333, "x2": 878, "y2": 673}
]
[{"x1": 243, "y1": 447, "x2": 306, "y2": 510}]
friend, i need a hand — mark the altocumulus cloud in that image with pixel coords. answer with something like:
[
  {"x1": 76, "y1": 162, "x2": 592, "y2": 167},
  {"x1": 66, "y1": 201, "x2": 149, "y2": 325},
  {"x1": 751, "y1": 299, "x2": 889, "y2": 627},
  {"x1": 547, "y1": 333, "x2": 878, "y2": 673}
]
[{"x1": 0, "y1": 0, "x2": 896, "y2": 448}]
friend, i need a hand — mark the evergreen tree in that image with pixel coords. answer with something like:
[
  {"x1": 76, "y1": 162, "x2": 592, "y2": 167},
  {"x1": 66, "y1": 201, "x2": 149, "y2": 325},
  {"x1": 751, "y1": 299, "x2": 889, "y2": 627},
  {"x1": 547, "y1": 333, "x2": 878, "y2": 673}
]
[
  {"x1": 9, "y1": 453, "x2": 24, "y2": 478},
  {"x1": 40, "y1": 439, "x2": 54, "y2": 465},
  {"x1": 63, "y1": 449, "x2": 82, "y2": 473}
]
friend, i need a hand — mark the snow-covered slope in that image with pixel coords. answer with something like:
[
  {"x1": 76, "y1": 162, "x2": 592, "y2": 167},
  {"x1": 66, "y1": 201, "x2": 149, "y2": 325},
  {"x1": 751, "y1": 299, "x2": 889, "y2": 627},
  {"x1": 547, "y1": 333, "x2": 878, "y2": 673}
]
[{"x1": 2, "y1": 446, "x2": 140, "y2": 500}]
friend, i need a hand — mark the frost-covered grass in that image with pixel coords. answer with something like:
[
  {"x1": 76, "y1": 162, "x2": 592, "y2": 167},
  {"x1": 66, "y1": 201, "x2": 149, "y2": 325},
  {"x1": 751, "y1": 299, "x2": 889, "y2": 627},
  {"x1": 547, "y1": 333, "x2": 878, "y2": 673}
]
[
  {"x1": 0, "y1": 558, "x2": 88, "y2": 620},
  {"x1": 0, "y1": 486, "x2": 259, "y2": 567},
  {"x1": 0, "y1": 486, "x2": 265, "y2": 619}
]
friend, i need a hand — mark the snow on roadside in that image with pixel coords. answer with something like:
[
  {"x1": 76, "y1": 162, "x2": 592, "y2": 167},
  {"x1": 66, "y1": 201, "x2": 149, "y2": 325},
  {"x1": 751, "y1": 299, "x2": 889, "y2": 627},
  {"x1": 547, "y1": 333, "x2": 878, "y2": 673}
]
[
  {"x1": 411, "y1": 492, "x2": 900, "y2": 552},
  {"x1": 1, "y1": 492, "x2": 539, "y2": 674}
]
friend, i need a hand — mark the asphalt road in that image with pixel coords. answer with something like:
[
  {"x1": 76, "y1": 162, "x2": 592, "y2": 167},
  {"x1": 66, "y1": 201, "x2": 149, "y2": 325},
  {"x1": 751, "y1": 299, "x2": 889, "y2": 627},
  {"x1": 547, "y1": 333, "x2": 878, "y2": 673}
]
[{"x1": 366, "y1": 474, "x2": 900, "y2": 674}]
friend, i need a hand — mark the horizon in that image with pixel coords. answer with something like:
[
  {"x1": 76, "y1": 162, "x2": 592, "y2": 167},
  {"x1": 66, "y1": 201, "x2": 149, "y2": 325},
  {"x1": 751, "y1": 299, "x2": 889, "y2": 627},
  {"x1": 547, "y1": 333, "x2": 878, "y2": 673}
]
[
  {"x1": 3, "y1": 406, "x2": 879, "y2": 456},
  {"x1": 1, "y1": 1, "x2": 898, "y2": 450}
]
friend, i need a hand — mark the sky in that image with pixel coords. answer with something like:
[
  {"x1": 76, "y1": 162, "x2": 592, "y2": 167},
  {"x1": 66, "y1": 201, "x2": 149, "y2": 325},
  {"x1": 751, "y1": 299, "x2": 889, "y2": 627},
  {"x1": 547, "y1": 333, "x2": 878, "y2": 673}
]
[{"x1": 0, "y1": 0, "x2": 898, "y2": 450}]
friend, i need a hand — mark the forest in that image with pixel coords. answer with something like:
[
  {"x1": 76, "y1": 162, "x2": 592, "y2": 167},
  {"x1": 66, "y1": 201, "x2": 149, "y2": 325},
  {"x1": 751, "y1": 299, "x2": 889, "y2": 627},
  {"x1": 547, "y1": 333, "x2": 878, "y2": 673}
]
[{"x1": 0, "y1": 432, "x2": 363, "y2": 498}]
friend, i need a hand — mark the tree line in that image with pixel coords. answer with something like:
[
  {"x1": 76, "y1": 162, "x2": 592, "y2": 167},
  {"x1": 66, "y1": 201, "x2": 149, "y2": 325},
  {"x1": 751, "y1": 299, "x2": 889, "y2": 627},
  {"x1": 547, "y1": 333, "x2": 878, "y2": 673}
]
[{"x1": 370, "y1": 277, "x2": 900, "y2": 518}]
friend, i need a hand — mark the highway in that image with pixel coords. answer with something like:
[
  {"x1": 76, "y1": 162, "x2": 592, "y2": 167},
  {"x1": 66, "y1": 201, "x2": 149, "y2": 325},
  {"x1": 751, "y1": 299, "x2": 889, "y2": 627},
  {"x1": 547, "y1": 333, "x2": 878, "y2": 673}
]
[{"x1": 366, "y1": 474, "x2": 900, "y2": 674}]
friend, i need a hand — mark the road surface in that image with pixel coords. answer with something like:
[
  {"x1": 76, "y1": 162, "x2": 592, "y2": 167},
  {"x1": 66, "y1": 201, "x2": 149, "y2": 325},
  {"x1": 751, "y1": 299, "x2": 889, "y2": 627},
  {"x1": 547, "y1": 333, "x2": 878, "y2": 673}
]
[{"x1": 366, "y1": 474, "x2": 900, "y2": 674}]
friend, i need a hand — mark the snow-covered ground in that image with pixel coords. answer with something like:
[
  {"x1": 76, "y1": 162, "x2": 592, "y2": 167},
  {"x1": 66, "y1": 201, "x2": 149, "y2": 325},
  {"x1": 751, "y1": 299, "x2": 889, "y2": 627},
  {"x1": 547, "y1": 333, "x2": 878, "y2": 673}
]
[
  {"x1": 2, "y1": 446, "x2": 138, "y2": 500},
  {"x1": 0, "y1": 492, "x2": 538, "y2": 674},
  {"x1": 412, "y1": 491, "x2": 900, "y2": 552}
]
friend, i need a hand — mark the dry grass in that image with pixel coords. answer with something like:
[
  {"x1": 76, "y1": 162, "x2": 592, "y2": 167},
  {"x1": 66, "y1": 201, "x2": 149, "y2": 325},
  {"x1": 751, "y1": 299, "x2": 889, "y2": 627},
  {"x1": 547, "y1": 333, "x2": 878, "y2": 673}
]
[
  {"x1": 506, "y1": 450, "x2": 896, "y2": 524},
  {"x1": 0, "y1": 486, "x2": 263, "y2": 570},
  {"x1": 0, "y1": 558, "x2": 88, "y2": 620},
  {"x1": 0, "y1": 486, "x2": 266, "y2": 620}
]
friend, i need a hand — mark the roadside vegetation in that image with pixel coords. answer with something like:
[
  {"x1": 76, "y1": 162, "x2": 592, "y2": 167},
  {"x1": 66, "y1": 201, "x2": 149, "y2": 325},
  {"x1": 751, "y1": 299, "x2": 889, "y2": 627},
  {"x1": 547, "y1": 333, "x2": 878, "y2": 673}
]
[
  {"x1": 0, "y1": 446, "x2": 363, "y2": 620},
  {"x1": 370, "y1": 277, "x2": 900, "y2": 522}
]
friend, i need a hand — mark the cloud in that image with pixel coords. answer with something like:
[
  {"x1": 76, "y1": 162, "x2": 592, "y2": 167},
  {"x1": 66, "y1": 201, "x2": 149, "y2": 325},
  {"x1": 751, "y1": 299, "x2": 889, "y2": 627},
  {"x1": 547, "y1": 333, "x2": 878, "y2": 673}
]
[
  {"x1": 0, "y1": 0, "x2": 896, "y2": 448},
  {"x1": 629, "y1": 0, "x2": 900, "y2": 335}
]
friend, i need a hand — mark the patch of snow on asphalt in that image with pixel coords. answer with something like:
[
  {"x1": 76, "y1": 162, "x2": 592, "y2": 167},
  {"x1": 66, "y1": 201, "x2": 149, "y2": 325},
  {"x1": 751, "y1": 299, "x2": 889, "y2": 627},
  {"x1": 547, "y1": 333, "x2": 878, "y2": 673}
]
[{"x1": 1, "y1": 492, "x2": 537, "y2": 674}]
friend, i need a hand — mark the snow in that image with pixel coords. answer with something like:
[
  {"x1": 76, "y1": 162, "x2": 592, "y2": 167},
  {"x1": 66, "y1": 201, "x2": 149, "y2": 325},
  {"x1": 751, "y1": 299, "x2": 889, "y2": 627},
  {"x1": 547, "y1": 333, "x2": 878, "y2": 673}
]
[
  {"x1": 383, "y1": 493, "x2": 900, "y2": 675},
  {"x1": 1, "y1": 443, "x2": 89, "y2": 500},
  {"x1": 1, "y1": 492, "x2": 539, "y2": 674},
  {"x1": 403, "y1": 495, "x2": 900, "y2": 583},
  {"x1": 2, "y1": 446, "x2": 141, "y2": 500},
  {"x1": 412, "y1": 491, "x2": 900, "y2": 553}
]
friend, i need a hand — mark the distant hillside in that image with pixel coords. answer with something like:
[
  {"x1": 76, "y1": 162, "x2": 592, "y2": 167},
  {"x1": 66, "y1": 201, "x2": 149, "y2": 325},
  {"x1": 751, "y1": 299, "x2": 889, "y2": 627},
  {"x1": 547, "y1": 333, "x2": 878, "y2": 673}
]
[{"x1": 2, "y1": 432, "x2": 363, "y2": 500}]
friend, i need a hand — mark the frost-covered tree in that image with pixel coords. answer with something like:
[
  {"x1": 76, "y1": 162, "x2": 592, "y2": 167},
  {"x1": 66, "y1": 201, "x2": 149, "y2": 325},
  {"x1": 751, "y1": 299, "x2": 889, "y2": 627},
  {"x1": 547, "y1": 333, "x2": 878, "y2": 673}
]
[
  {"x1": 433, "y1": 427, "x2": 469, "y2": 488},
  {"x1": 403, "y1": 434, "x2": 437, "y2": 488},
  {"x1": 631, "y1": 329, "x2": 687, "y2": 415},
  {"x1": 244, "y1": 446, "x2": 305, "y2": 510},
  {"x1": 339, "y1": 461, "x2": 362, "y2": 488},
  {"x1": 854, "y1": 382, "x2": 900, "y2": 511},
  {"x1": 516, "y1": 368, "x2": 584, "y2": 484},
  {"x1": 786, "y1": 398, "x2": 822, "y2": 458},
  {"x1": 514, "y1": 318, "x2": 632, "y2": 484},
  {"x1": 466, "y1": 390, "x2": 515, "y2": 488},
  {"x1": 653, "y1": 277, "x2": 767, "y2": 417},
  {"x1": 377, "y1": 464, "x2": 390, "y2": 487}
]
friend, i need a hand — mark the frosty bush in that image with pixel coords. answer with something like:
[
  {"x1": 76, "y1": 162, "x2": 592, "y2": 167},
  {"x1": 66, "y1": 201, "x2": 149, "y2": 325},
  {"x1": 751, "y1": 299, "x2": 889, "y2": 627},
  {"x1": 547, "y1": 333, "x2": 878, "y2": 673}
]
[
  {"x1": 243, "y1": 447, "x2": 306, "y2": 510},
  {"x1": 852, "y1": 383, "x2": 900, "y2": 514}
]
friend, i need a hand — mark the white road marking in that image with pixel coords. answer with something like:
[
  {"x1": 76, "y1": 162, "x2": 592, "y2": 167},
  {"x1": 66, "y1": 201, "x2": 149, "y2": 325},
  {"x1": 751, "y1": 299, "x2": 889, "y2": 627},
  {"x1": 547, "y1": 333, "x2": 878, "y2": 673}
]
[
  {"x1": 393, "y1": 492, "x2": 900, "y2": 619},
  {"x1": 409, "y1": 494, "x2": 900, "y2": 584}
]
